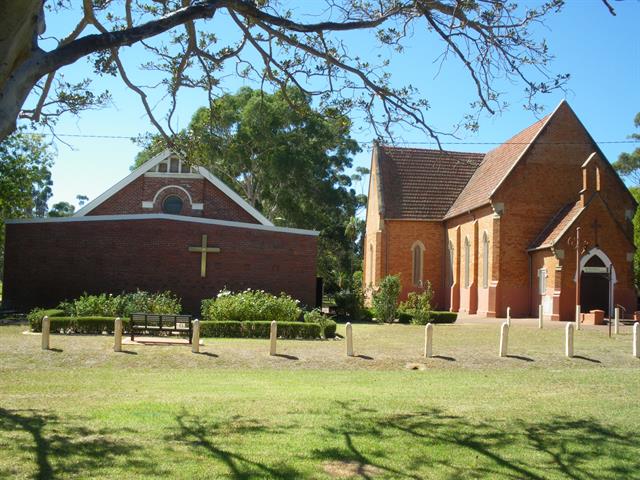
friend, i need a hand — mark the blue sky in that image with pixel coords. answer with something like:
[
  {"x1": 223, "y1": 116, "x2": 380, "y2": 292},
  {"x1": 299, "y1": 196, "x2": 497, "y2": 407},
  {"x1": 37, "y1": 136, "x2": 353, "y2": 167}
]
[{"x1": 29, "y1": 1, "x2": 640, "y2": 211}]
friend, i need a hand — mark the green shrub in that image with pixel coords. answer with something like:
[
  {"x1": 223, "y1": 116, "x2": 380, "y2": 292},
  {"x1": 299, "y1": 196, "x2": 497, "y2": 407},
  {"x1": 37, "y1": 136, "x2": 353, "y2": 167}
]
[
  {"x1": 322, "y1": 319, "x2": 337, "y2": 339},
  {"x1": 361, "y1": 308, "x2": 374, "y2": 322},
  {"x1": 397, "y1": 312, "x2": 413, "y2": 324},
  {"x1": 372, "y1": 275, "x2": 401, "y2": 324},
  {"x1": 59, "y1": 290, "x2": 181, "y2": 317},
  {"x1": 430, "y1": 311, "x2": 458, "y2": 324},
  {"x1": 304, "y1": 309, "x2": 336, "y2": 338},
  {"x1": 48, "y1": 317, "x2": 130, "y2": 334},
  {"x1": 399, "y1": 284, "x2": 434, "y2": 325},
  {"x1": 28, "y1": 308, "x2": 65, "y2": 332},
  {"x1": 201, "y1": 289, "x2": 302, "y2": 323},
  {"x1": 199, "y1": 321, "x2": 243, "y2": 338},
  {"x1": 199, "y1": 321, "x2": 321, "y2": 339}
]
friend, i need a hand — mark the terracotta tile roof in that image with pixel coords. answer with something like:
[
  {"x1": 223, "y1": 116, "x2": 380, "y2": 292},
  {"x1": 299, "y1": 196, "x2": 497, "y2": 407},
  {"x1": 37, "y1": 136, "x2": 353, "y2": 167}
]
[
  {"x1": 444, "y1": 115, "x2": 550, "y2": 219},
  {"x1": 528, "y1": 201, "x2": 583, "y2": 250},
  {"x1": 377, "y1": 146, "x2": 484, "y2": 220}
]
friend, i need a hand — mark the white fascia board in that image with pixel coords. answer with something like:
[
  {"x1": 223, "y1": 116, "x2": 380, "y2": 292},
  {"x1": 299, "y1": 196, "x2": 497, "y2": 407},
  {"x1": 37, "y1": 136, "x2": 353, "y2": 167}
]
[
  {"x1": 6, "y1": 213, "x2": 319, "y2": 237},
  {"x1": 197, "y1": 167, "x2": 274, "y2": 226},
  {"x1": 74, "y1": 149, "x2": 173, "y2": 216}
]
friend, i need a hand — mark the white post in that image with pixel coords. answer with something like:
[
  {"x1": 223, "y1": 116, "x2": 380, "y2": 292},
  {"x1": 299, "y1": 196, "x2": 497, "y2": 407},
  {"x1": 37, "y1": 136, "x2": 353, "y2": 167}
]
[
  {"x1": 575, "y1": 305, "x2": 581, "y2": 330},
  {"x1": 192, "y1": 319, "x2": 200, "y2": 353},
  {"x1": 424, "y1": 323, "x2": 433, "y2": 358},
  {"x1": 506, "y1": 307, "x2": 511, "y2": 327},
  {"x1": 269, "y1": 320, "x2": 277, "y2": 356},
  {"x1": 499, "y1": 322, "x2": 509, "y2": 357},
  {"x1": 41, "y1": 316, "x2": 50, "y2": 350},
  {"x1": 346, "y1": 322, "x2": 354, "y2": 357},
  {"x1": 538, "y1": 304, "x2": 543, "y2": 329},
  {"x1": 633, "y1": 322, "x2": 639, "y2": 358},
  {"x1": 614, "y1": 307, "x2": 620, "y2": 335},
  {"x1": 114, "y1": 317, "x2": 122, "y2": 352},
  {"x1": 565, "y1": 322, "x2": 574, "y2": 358}
]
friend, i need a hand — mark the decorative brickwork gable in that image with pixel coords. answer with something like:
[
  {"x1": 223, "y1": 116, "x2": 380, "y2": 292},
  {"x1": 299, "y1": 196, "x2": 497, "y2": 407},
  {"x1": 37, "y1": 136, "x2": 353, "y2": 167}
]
[{"x1": 1, "y1": 149, "x2": 318, "y2": 313}]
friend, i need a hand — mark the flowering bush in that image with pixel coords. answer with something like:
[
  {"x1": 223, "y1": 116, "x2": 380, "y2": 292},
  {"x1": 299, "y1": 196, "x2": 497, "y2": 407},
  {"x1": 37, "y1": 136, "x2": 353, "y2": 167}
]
[
  {"x1": 201, "y1": 289, "x2": 302, "y2": 323},
  {"x1": 58, "y1": 290, "x2": 182, "y2": 317}
]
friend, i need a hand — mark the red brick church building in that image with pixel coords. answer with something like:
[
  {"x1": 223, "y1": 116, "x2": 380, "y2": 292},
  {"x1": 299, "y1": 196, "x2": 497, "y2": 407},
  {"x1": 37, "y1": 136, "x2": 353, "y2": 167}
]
[
  {"x1": 2, "y1": 150, "x2": 318, "y2": 313},
  {"x1": 364, "y1": 101, "x2": 637, "y2": 321}
]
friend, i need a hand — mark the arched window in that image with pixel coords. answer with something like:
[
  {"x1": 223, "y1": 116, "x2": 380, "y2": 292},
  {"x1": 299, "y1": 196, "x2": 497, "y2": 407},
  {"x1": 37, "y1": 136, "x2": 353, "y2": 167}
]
[
  {"x1": 447, "y1": 241, "x2": 454, "y2": 287},
  {"x1": 412, "y1": 241, "x2": 425, "y2": 287},
  {"x1": 464, "y1": 237, "x2": 471, "y2": 288},
  {"x1": 162, "y1": 195, "x2": 183, "y2": 214},
  {"x1": 482, "y1": 232, "x2": 490, "y2": 289}
]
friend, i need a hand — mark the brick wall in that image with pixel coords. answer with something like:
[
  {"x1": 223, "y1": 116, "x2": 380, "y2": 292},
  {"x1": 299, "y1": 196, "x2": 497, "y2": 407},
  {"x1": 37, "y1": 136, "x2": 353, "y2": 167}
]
[
  {"x1": 89, "y1": 174, "x2": 259, "y2": 224},
  {"x1": 2, "y1": 218, "x2": 317, "y2": 313}
]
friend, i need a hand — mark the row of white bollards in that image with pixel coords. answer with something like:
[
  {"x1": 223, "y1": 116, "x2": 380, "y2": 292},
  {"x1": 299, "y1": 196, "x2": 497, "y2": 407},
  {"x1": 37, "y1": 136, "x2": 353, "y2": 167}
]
[{"x1": 38, "y1": 314, "x2": 640, "y2": 360}]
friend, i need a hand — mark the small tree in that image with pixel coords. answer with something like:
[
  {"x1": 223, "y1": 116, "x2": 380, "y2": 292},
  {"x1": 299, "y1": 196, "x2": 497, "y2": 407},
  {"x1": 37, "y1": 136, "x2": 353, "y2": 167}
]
[
  {"x1": 372, "y1": 275, "x2": 401, "y2": 324},
  {"x1": 399, "y1": 282, "x2": 434, "y2": 325}
]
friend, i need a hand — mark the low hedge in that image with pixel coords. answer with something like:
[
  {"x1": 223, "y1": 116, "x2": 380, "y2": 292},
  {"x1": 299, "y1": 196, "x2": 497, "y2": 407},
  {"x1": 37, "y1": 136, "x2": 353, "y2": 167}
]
[
  {"x1": 199, "y1": 321, "x2": 322, "y2": 339},
  {"x1": 398, "y1": 311, "x2": 458, "y2": 324},
  {"x1": 323, "y1": 319, "x2": 337, "y2": 339},
  {"x1": 430, "y1": 311, "x2": 458, "y2": 324},
  {"x1": 30, "y1": 315, "x2": 131, "y2": 334},
  {"x1": 28, "y1": 309, "x2": 66, "y2": 331}
]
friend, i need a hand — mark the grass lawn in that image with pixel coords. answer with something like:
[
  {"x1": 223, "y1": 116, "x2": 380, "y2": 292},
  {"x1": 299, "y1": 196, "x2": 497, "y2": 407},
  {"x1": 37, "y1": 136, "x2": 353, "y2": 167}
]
[{"x1": 0, "y1": 321, "x2": 639, "y2": 479}]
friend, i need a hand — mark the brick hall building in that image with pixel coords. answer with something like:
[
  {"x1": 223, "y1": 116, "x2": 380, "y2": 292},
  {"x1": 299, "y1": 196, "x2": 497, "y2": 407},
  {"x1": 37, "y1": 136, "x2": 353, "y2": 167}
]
[
  {"x1": 364, "y1": 101, "x2": 637, "y2": 321},
  {"x1": 2, "y1": 150, "x2": 318, "y2": 313}
]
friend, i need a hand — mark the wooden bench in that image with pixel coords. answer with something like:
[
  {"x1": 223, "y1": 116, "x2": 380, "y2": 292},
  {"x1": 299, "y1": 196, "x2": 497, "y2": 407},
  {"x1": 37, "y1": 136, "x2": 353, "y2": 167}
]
[{"x1": 130, "y1": 313, "x2": 193, "y2": 343}]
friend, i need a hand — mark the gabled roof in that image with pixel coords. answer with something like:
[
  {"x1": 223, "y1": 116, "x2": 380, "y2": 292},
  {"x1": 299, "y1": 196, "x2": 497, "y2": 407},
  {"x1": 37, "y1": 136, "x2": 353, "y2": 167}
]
[
  {"x1": 377, "y1": 145, "x2": 484, "y2": 220},
  {"x1": 74, "y1": 149, "x2": 273, "y2": 226},
  {"x1": 528, "y1": 200, "x2": 583, "y2": 250},
  {"x1": 445, "y1": 111, "x2": 553, "y2": 219}
]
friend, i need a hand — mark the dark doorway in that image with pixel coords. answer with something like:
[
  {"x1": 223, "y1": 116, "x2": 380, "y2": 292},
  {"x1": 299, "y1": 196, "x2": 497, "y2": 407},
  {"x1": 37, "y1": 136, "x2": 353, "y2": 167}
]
[{"x1": 580, "y1": 255, "x2": 610, "y2": 315}]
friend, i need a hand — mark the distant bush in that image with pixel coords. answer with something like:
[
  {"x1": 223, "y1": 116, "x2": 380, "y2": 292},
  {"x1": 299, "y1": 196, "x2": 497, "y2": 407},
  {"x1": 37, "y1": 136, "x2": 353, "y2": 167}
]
[
  {"x1": 333, "y1": 271, "x2": 366, "y2": 320},
  {"x1": 361, "y1": 308, "x2": 375, "y2": 322},
  {"x1": 199, "y1": 321, "x2": 321, "y2": 339},
  {"x1": 201, "y1": 289, "x2": 302, "y2": 323},
  {"x1": 372, "y1": 275, "x2": 401, "y2": 324},
  {"x1": 399, "y1": 284, "x2": 434, "y2": 325},
  {"x1": 397, "y1": 312, "x2": 413, "y2": 324},
  {"x1": 304, "y1": 309, "x2": 337, "y2": 338},
  {"x1": 58, "y1": 290, "x2": 181, "y2": 318}
]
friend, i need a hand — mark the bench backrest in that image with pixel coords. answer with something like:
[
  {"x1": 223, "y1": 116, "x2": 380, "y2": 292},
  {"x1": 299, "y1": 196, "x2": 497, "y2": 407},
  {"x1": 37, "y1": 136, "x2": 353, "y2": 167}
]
[{"x1": 131, "y1": 313, "x2": 192, "y2": 328}]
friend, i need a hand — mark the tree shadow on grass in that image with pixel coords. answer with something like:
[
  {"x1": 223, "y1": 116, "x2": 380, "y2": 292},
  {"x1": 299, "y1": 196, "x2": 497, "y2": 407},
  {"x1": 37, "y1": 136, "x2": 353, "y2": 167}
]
[
  {"x1": 166, "y1": 411, "x2": 301, "y2": 480},
  {"x1": 0, "y1": 408, "x2": 158, "y2": 479},
  {"x1": 312, "y1": 401, "x2": 640, "y2": 479}
]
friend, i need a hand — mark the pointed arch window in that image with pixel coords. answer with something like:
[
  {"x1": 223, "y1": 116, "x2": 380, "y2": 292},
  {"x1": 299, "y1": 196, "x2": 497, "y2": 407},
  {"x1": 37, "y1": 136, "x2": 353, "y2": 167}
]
[
  {"x1": 411, "y1": 241, "x2": 425, "y2": 287},
  {"x1": 464, "y1": 237, "x2": 471, "y2": 288},
  {"x1": 368, "y1": 243, "x2": 374, "y2": 285},
  {"x1": 482, "y1": 232, "x2": 490, "y2": 289},
  {"x1": 447, "y1": 241, "x2": 455, "y2": 287}
]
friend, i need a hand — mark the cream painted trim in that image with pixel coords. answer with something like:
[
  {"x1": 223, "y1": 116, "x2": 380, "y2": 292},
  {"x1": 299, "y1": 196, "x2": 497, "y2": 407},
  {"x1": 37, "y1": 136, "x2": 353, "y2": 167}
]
[
  {"x1": 144, "y1": 172, "x2": 203, "y2": 179},
  {"x1": 6, "y1": 214, "x2": 318, "y2": 236},
  {"x1": 574, "y1": 247, "x2": 617, "y2": 284},
  {"x1": 142, "y1": 200, "x2": 203, "y2": 210},
  {"x1": 75, "y1": 149, "x2": 173, "y2": 216},
  {"x1": 74, "y1": 148, "x2": 273, "y2": 226},
  {"x1": 196, "y1": 167, "x2": 273, "y2": 226},
  {"x1": 151, "y1": 185, "x2": 194, "y2": 206}
]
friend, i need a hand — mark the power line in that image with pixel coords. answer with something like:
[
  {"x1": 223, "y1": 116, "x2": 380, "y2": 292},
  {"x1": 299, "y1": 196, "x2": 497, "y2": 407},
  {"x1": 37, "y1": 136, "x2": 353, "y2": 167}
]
[{"x1": 24, "y1": 131, "x2": 640, "y2": 146}]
